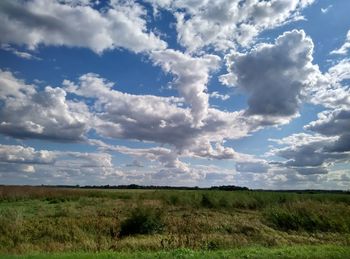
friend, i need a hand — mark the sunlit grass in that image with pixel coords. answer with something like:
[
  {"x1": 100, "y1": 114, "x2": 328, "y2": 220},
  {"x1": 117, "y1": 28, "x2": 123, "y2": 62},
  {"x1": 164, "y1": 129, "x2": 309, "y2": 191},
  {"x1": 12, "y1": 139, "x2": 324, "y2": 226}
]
[{"x1": 0, "y1": 186, "x2": 349, "y2": 255}]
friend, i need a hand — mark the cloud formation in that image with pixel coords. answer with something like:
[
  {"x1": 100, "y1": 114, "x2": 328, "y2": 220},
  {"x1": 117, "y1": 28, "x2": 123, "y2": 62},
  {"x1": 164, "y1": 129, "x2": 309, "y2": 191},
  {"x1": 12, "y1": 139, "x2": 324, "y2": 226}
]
[
  {"x1": 0, "y1": 144, "x2": 123, "y2": 184},
  {"x1": 220, "y1": 30, "x2": 322, "y2": 125},
  {"x1": 1, "y1": 44, "x2": 41, "y2": 60},
  {"x1": 0, "y1": 0, "x2": 349, "y2": 188},
  {"x1": 269, "y1": 131, "x2": 350, "y2": 175},
  {"x1": 151, "y1": 49, "x2": 220, "y2": 126},
  {"x1": 0, "y1": 144, "x2": 55, "y2": 164},
  {"x1": 148, "y1": 0, "x2": 313, "y2": 52},
  {"x1": 0, "y1": 70, "x2": 90, "y2": 141},
  {"x1": 331, "y1": 30, "x2": 350, "y2": 55},
  {"x1": 64, "y1": 73, "x2": 251, "y2": 155},
  {"x1": 308, "y1": 59, "x2": 350, "y2": 109},
  {"x1": 0, "y1": 0, "x2": 166, "y2": 53}
]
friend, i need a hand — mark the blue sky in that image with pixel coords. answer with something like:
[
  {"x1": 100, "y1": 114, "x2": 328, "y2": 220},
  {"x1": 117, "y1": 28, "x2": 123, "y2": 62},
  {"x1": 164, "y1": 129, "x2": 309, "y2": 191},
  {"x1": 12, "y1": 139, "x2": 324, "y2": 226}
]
[{"x1": 0, "y1": 0, "x2": 349, "y2": 189}]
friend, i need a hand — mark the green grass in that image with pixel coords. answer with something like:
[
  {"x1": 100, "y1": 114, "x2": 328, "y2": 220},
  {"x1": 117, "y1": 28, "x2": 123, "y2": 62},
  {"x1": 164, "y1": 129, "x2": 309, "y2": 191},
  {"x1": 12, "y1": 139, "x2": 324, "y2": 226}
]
[
  {"x1": 0, "y1": 186, "x2": 350, "y2": 255},
  {"x1": 263, "y1": 201, "x2": 350, "y2": 232},
  {"x1": 2, "y1": 246, "x2": 350, "y2": 259}
]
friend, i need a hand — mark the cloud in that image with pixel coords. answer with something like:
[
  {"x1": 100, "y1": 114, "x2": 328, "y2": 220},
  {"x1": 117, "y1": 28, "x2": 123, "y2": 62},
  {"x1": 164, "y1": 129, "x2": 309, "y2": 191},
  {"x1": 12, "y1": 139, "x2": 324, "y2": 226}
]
[
  {"x1": 147, "y1": 0, "x2": 314, "y2": 52},
  {"x1": 305, "y1": 109, "x2": 350, "y2": 137},
  {"x1": 268, "y1": 133, "x2": 349, "y2": 175},
  {"x1": 1, "y1": 44, "x2": 41, "y2": 60},
  {"x1": 295, "y1": 167, "x2": 328, "y2": 175},
  {"x1": 269, "y1": 133, "x2": 335, "y2": 146},
  {"x1": 151, "y1": 49, "x2": 220, "y2": 126},
  {"x1": 321, "y1": 5, "x2": 332, "y2": 14},
  {"x1": 331, "y1": 30, "x2": 350, "y2": 55},
  {"x1": 126, "y1": 160, "x2": 144, "y2": 168},
  {"x1": 0, "y1": 69, "x2": 256, "y2": 175},
  {"x1": 327, "y1": 59, "x2": 350, "y2": 83},
  {"x1": 0, "y1": 144, "x2": 115, "y2": 176},
  {"x1": 327, "y1": 134, "x2": 350, "y2": 153},
  {"x1": 88, "y1": 138, "x2": 269, "y2": 184},
  {"x1": 308, "y1": 59, "x2": 350, "y2": 109},
  {"x1": 0, "y1": 144, "x2": 55, "y2": 164},
  {"x1": 88, "y1": 139, "x2": 206, "y2": 182},
  {"x1": 209, "y1": 91, "x2": 230, "y2": 101},
  {"x1": 53, "y1": 151, "x2": 117, "y2": 177},
  {"x1": 235, "y1": 161, "x2": 269, "y2": 174},
  {"x1": 0, "y1": 144, "x2": 124, "y2": 184},
  {"x1": 305, "y1": 108, "x2": 350, "y2": 153},
  {"x1": 0, "y1": 70, "x2": 90, "y2": 141},
  {"x1": 232, "y1": 164, "x2": 350, "y2": 190},
  {"x1": 65, "y1": 73, "x2": 251, "y2": 155},
  {"x1": 267, "y1": 56, "x2": 350, "y2": 176},
  {"x1": 0, "y1": 0, "x2": 166, "y2": 54},
  {"x1": 277, "y1": 143, "x2": 334, "y2": 167},
  {"x1": 90, "y1": 139, "x2": 228, "y2": 177},
  {"x1": 220, "y1": 30, "x2": 323, "y2": 125}
]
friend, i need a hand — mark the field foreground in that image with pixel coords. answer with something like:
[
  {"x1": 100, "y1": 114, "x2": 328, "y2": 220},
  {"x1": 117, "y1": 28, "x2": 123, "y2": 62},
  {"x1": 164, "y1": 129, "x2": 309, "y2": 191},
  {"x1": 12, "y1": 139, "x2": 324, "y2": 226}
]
[
  {"x1": 1, "y1": 186, "x2": 349, "y2": 257},
  {"x1": 3, "y1": 246, "x2": 350, "y2": 259}
]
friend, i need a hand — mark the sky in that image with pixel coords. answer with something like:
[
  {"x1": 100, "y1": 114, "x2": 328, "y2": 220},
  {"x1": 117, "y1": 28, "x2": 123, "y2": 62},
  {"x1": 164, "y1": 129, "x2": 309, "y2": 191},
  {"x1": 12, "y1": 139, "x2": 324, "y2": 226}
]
[{"x1": 0, "y1": 0, "x2": 349, "y2": 189}]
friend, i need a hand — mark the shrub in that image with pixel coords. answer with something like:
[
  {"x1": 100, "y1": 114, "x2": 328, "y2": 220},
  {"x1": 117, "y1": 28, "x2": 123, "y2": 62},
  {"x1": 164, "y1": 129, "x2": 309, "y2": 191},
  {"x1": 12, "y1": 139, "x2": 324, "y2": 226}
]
[{"x1": 119, "y1": 207, "x2": 164, "y2": 237}]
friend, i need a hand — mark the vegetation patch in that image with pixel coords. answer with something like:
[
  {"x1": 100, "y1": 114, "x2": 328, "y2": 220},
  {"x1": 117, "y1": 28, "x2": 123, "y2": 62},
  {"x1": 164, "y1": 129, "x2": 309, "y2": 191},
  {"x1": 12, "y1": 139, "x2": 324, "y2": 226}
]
[
  {"x1": 263, "y1": 201, "x2": 350, "y2": 232},
  {"x1": 119, "y1": 207, "x2": 165, "y2": 237}
]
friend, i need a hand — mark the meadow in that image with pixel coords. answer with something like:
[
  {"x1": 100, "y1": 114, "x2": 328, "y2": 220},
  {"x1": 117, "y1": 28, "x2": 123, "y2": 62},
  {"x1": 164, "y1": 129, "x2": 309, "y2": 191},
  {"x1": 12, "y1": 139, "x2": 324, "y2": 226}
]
[{"x1": 1, "y1": 186, "x2": 350, "y2": 258}]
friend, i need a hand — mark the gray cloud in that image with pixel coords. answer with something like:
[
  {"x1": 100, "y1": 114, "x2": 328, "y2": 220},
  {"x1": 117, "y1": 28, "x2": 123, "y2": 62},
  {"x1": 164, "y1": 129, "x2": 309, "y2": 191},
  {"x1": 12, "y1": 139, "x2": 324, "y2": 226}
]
[
  {"x1": 267, "y1": 55, "x2": 350, "y2": 176},
  {"x1": 268, "y1": 133, "x2": 350, "y2": 175},
  {"x1": 294, "y1": 167, "x2": 328, "y2": 175},
  {"x1": 327, "y1": 134, "x2": 350, "y2": 153},
  {"x1": 220, "y1": 30, "x2": 322, "y2": 124},
  {"x1": 305, "y1": 108, "x2": 350, "y2": 153},
  {"x1": 305, "y1": 109, "x2": 350, "y2": 137},
  {"x1": 126, "y1": 160, "x2": 144, "y2": 168},
  {"x1": 235, "y1": 161, "x2": 269, "y2": 174}
]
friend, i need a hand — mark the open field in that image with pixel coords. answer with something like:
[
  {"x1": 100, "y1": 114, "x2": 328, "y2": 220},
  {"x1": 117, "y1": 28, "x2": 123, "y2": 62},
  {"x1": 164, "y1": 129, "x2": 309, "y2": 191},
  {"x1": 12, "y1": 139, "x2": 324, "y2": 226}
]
[{"x1": 1, "y1": 186, "x2": 350, "y2": 257}]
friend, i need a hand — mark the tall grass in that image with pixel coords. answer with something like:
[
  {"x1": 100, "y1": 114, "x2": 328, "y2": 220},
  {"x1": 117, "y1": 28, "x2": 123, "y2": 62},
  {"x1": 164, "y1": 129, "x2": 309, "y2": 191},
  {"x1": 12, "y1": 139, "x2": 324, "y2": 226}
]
[
  {"x1": 0, "y1": 186, "x2": 349, "y2": 254},
  {"x1": 263, "y1": 201, "x2": 350, "y2": 233}
]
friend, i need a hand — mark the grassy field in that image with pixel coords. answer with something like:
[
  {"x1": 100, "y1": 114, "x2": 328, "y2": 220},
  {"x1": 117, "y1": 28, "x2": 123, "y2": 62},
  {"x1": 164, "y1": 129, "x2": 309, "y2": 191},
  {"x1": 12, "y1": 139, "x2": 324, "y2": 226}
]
[
  {"x1": 1, "y1": 186, "x2": 349, "y2": 257},
  {"x1": 3, "y1": 246, "x2": 350, "y2": 259}
]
